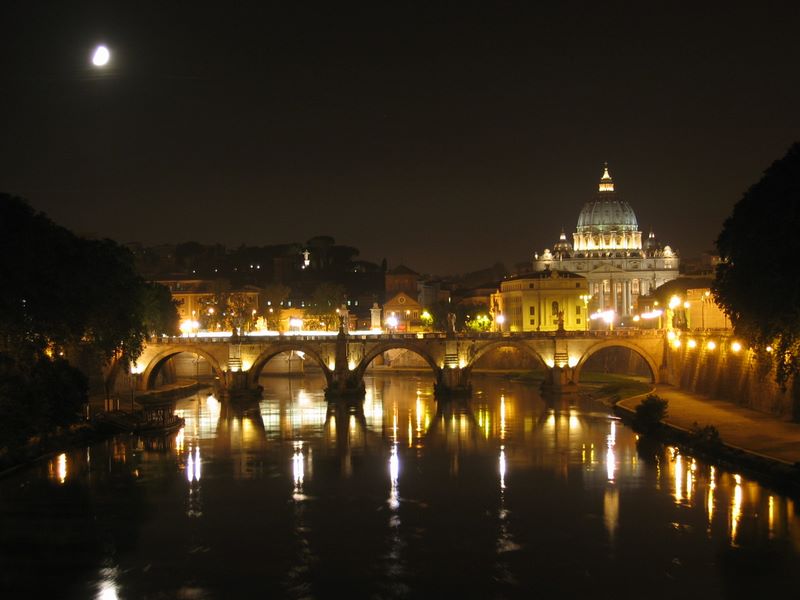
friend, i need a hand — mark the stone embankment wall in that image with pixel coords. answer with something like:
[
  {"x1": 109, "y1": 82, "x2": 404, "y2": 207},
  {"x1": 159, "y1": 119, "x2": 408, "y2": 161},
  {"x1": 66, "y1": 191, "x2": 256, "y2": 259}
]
[{"x1": 667, "y1": 334, "x2": 799, "y2": 421}]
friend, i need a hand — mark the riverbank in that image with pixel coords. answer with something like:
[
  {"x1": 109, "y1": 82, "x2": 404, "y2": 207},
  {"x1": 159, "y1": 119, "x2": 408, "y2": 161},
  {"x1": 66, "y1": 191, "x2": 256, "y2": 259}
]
[{"x1": 615, "y1": 385, "x2": 800, "y2": 496}]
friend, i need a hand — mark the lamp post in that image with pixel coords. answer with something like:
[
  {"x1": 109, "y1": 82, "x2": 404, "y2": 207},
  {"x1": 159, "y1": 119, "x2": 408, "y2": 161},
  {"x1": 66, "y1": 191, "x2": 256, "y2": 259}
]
[{"x1": 496, "y1": 314, "x2": 505, "y2": 333}]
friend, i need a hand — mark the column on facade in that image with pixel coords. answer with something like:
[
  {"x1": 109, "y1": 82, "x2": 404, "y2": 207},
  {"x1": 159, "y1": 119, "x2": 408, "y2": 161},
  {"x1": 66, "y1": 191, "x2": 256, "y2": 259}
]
[
  {"x1": 611, "y1": 279, "x2": 618, "y2": 313},
  {"x1": 598, "y1": 281, "x2": 605, "y2": 310},
  {"x1": 622, "y1": 280, "x2": 629, "y2": 316}
]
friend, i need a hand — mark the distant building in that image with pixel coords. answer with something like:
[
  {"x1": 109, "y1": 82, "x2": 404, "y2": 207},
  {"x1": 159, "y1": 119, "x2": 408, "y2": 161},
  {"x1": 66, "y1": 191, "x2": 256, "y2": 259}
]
[
  {"x1": 383, "y1": 292, "x2": 424, "y2": 332},
  {"x1": 686, "y1": 288, "x2": 731, "y2": 331},
  {"x1": 491, "y1": 269, "x2": 589, "y2": 332},
  {"x1": 532, "y1": 165, "x2": 679, "y2": 317},
  {"x1": 385, "y1": 265, "x2": 419, "y2": 299}
]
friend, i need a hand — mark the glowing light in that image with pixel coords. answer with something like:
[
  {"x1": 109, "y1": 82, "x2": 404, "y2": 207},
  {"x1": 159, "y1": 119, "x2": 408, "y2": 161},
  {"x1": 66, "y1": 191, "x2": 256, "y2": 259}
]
[
  {"x1": 348, "y1": 360, "x2": 356, "y2": 370},
  {"x1": 186, "y1": 445, "x2": 201, "y2": 482},
  {"x1": 731, "y1": 474, "x2": 742, "y2": 545},
  {"x1": 499, "y1": 445, "x2": 507, "y2": 490},
  {"x1": 57, "y1": 453, "x2": 67, "y2": 484},
  {"x1": 667, "y1": 330, "x2": 676, "y2": 340},
  {"x1": 289, "y1": 318, "x2": 303, "y2": 330},
  {"x1": 731, "y1": 341, "x2": 742, "y2": 352},
  {"x1": 496, "y1": 314, "x2": 505, "y2": 325},
  {"x1": 632, "y1": 315, "x2": 640, "y2": 322},
  {"x1": 766, "y1": 345, "x2": 774, "y2": 353},
  {"x1": 567, "y1": 355, "x2": 579, "y2": 368},
  {"x1": 687, "y1": 339, "x2": 697, "y2": 349},
  {"x1": 458, "y1": 358, "x2": 466, "y2": 369},
  {"x1": 389, "y1": 443, "x2": 399, "y2": 510},
  {"x1": 706, "y1": 340, "x2": 716, "y2": 351},
  {"x1": 674, "y1": 453, "x2": 683, "y2": 503},
  {"x1": 640, "y1": 309, "x2": 663, "y2": 319},
  {"x1": 707, "y1": 466, "x2": 716, "y2": 525},
  {"x1": 92, "y1": 45, "x2": 110, "y2": 67},
  {"x1": 672, "y1": 339, "x2": 682, "y2": 349},
  {"x1": 669, "y1": 295, "x2": 681, "y2": 310},
  {"x1": 386, "y1": 315, "x2": 398, "y2": 329},
  {"x1": 544, "y1": 358, "x2": 555, "y2": 368},
  {"x1": 500, "y1": 396, "x2": 506, "y2": 440},
  {"x1": 293, "y1": 442, "x2": 304, "y2": 497}
]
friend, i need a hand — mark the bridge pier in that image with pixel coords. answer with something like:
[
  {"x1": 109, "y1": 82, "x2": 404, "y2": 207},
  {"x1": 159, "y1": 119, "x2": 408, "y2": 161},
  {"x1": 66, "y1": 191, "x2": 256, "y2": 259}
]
[
  {"x1": 325, "y1": 321, "x2": 366, "y2": 400},
  {"x1": 223, "y1": 370, "x2": 262, "y2": 402},
  {"x1": 541, "y1": 366, "x2": 578, "y2": 394},
  {"x1": 434, "y1": 367, "x2": 472, "y2": 398}
]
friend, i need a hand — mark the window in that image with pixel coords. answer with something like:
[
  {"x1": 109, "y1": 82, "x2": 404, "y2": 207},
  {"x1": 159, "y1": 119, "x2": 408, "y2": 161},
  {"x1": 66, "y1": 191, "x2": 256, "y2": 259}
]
[
  {"x1": 576, "y1": 318, "x2": 581, "y2": 324},
  {"x1": 575, "y1": 283, "x2": 580, "y2": 288},
  {"x1": 551, "y1": 301, "x2": 559, "y2": 316},
  {"x1": 576, "y1": 305, "x2": 581, "y2": 315},
  {"x1": 529, "y1": 319, "x2": 535, "y2": 325},
  {"x1": 529, "y1": 306, "x2": 535, "y2": 315}
]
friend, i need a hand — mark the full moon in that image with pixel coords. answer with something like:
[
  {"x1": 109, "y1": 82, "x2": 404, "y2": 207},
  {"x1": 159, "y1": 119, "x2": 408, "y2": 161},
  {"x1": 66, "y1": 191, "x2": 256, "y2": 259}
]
[{"x1": 91, "y1": 45, "x2": 110, "y2": 67}]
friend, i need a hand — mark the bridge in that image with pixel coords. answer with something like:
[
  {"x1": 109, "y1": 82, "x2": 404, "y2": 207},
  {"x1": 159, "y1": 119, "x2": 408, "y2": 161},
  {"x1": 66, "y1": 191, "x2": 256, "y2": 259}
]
[{"x1": 116, "y1": 326, "x2": 670, "y2": 400}]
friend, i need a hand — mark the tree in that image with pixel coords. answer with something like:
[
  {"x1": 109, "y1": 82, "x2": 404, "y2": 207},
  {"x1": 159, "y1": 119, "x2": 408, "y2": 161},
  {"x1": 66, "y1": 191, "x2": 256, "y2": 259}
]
[
  {"x1": 308, "y1": 283, "x2": 346, "y2": 331},
  {"x1": 714, "y1": 142, "x2": 800, "y2": 386},
  {"x1": 260, "y1": 283, "x2": 291, "y2": 329},
  {"x1": 139, "y1": 282, "x2": 180, "y2": 337}
]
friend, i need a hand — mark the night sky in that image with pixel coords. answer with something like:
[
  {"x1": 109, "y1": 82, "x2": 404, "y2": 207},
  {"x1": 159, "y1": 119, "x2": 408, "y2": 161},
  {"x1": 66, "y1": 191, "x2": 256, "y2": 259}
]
[{"x1": 2, "y1": 1, "x2": 799, "y2": 275}]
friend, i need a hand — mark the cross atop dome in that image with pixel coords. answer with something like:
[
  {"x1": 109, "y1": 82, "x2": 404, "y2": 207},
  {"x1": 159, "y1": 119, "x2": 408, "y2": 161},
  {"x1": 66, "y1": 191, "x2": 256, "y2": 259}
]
[{"x1": 599, "y1": 162, "x2": 614, "y2": 192}]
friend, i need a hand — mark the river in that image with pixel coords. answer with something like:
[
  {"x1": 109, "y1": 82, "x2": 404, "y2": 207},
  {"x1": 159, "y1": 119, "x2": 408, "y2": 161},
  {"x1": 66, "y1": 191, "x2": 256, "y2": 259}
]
[{"x1": 1, "y1": 372, "x2": 798, "y2": 598}]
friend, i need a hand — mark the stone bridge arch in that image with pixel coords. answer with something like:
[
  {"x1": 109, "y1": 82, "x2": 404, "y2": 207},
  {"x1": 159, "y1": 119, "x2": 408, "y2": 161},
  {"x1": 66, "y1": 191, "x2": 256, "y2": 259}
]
[
  {"x1": 246, "y1": 342, "x2": 333, "y2": 388},
  {"x1": 573, "y1": 339, "x2": 659, "y2": 384},
  {"x1": 139, "y1": 346, "x2": 226, "y2": 391},
  {"x1": 355, "y1": 341, "x2": 441, "y2": 381},
  {"x1": 463, "y1": 339, "x2": 547, "y2": 376}
]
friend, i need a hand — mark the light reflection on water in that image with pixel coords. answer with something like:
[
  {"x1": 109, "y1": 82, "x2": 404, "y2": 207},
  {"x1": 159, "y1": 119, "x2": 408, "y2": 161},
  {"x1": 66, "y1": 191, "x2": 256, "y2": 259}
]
[{"x1": 7, "y1": 372, "x2": 800, "y2": 597}]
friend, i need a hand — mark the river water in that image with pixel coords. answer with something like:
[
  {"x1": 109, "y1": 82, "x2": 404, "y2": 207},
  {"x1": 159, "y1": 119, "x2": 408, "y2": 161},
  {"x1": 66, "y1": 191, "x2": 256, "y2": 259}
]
[{"x1": 1, "y1": 372, "x2": 799, "y2": 598}]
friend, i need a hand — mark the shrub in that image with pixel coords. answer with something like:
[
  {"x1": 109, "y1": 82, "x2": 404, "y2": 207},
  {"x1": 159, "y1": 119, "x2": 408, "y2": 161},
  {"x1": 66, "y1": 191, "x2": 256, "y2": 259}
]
[
  {"x1": 632, "y1": 394, "x2": 668, "y2": 435},
  {"x1": 689, "y1": 423, "x2": 723, "y2": 452}
]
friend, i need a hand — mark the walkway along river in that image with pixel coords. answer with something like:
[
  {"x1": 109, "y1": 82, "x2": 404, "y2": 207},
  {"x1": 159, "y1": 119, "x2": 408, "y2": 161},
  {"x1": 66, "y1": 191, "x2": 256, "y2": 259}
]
[{"x1": 1, "y1": 372, "x2": 799, "y2": 598}]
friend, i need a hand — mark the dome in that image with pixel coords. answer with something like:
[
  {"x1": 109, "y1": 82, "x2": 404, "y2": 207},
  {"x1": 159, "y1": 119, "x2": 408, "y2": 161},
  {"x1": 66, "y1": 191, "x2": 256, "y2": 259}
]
[{"x1": 576, "y1": 165, "x2": 639, "y2": 234}]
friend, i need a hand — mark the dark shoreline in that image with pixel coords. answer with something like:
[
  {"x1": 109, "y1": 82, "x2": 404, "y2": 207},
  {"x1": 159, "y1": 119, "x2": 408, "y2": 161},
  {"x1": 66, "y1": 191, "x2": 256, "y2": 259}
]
[{"x1": 613, "y1": 401, "x2": 800, "y2": 498}]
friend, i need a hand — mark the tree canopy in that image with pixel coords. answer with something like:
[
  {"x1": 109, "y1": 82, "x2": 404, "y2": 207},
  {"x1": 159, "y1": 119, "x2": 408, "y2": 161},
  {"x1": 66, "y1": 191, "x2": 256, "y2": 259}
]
[
  {"x1": 713, "y1": 142, "x2": 800, "y2": 385},
  {"x1": 0, "y1": 194, "x2": 177, "y2": 362}
]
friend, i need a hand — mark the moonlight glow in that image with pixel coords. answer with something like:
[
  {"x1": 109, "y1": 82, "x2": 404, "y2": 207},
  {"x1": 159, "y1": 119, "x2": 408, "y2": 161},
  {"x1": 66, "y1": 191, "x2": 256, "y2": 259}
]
[{"x1": 92, "y1": 45, "x2": 110, "y2": 67}]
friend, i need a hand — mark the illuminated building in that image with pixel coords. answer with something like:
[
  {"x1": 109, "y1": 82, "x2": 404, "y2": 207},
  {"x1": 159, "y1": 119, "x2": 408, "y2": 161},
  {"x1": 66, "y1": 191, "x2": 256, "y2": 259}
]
[
  {"x1": 491, "y1": 269, "x2": 589, "y2": 332},
  {"x1": 532, "y1": 165, "x2": 679, "y2": 316}
]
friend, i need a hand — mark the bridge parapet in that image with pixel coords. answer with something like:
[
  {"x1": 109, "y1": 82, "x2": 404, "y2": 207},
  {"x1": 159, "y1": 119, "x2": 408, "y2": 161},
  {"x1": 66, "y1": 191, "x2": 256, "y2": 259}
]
[{"x1": 129, "y1": 329, "x2": 672, "y2": 400}]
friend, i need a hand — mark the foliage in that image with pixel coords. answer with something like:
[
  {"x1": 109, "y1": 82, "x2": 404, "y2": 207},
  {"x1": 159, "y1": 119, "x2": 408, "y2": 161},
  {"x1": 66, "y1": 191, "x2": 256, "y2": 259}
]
[
  {"x1": 260, "y1": 283, "x2": 291, "y2": 329},
  {"x1": 689, "y1": 423, "x2": 723, "y2": 452},
  {"x1": 308, "y1": 283, "x2": 346, "y2": 331},
  {"x1": 196, "y1": 279, "x2": 258, "y2": 332},
  {"x1": 426, "y1": 301, "x2": 491, "y2": 332},
  {"x1": 139, "y1": 282, "x2": 180, "y2": 337},
  {"x1": 714, "y1": 143, "x2": 800, "y2": 388},
  {"x1": 631, "y1": 394, "x2": 668, "y2": 435},
  {"x1": 0, "y1": 353, "x2": 87, "y2": 449},
  {"x1": 0, "y1": 194, "x2": 167, "y2": 363}
]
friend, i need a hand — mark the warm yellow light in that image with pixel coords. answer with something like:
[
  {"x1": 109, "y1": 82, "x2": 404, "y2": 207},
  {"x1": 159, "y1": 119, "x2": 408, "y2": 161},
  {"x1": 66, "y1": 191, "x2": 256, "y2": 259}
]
[
  {"x1": 667, "y1": 330, "x2": 676, "y2": 340},
  {"x1": 632, "y1": 315, "x2": 640, "y2": 322},
  {"x1": 687, "y1": 339, "x2": 697, "y2": 348},
  {"x1": 672, "y1": 339, "x2": 682, "y2": 349},
  {"x1": 683, "y1": 302, "x2": 690, "y2": 309},
  {"x1": 731, "y1": 341, "x2": 742, "y2": 352},
  {"x1": 706, "y1": 340, "x2": 716, "y2": 350},
  {"x1": 669, "y1": 295, "x2": 681, "y2": 310},
  {"x1": 421, "y1": 310, "x2": 431, "y2": 320},
  {"x1": 766, "y1": 345, "x2": 774, "y2": 353}
]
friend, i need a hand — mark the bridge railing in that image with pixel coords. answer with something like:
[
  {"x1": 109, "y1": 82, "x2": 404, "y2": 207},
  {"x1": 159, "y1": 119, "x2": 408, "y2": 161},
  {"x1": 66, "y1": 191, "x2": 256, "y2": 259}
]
[{"x1": 149, "y1": 328, "x2": 668, "y2": 345}]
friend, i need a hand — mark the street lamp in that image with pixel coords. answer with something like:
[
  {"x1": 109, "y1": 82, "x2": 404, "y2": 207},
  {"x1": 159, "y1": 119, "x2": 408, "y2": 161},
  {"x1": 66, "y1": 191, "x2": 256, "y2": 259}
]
[
  {"x1": 386, "y1": 315, "x2": 398, "y2": 333},
  {"x1": 495, "y1": 314, "x2": 505, "y2": 332}
]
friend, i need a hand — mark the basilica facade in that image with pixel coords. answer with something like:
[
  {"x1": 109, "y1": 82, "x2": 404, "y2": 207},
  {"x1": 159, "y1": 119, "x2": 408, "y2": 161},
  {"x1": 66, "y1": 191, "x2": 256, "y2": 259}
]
[{"x1": 531, "y1": 165, "x2": 678, "y2": 317}]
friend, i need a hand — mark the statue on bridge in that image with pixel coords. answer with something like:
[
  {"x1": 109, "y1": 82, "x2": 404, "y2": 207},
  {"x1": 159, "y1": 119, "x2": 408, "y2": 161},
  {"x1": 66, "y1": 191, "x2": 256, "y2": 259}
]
[{"x1": 447, "y1": 312, "x2": 457, "y2": 336}]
